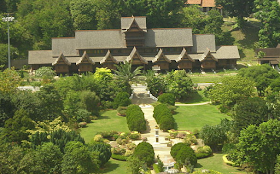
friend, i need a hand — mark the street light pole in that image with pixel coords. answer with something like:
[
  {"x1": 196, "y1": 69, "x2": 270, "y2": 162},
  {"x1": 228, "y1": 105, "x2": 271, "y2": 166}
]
[{"x1": 2, "y1": 15, "x2": 14, "y2": 69}]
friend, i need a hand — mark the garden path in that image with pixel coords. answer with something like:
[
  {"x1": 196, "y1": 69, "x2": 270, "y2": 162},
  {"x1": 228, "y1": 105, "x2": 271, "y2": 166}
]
[{"x1": 131, "y1": 84, "x2": 180, "y2": 165}]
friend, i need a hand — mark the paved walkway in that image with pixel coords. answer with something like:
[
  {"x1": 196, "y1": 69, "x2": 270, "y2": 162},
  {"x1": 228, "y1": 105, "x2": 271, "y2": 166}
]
[{"x1": 131, "y1": 84, "x2": 180, "y2": 165}]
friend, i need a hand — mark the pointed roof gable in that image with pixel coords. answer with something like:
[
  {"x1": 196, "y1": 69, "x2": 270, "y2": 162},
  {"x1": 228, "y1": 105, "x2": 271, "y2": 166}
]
[
  {"x1": 76, "y1": 51, "x2": 95, "y2": 65},
  {"x1": 176, "y1": 48, "x2": 194, "y2": 62},
  {"x1": 124, "y1": 17, "x2": 145, "y2": 33},
  {"x1": 100, "y1": 50, "x2": 118, "y2": 64},
  {"x1": 200, "y1": 48, "x2": 217, "y2": 62},
  {"x1": 126, "y1": 47, "x2": 148, "y2": 64},
  {"x1": 52, "y1": 53, "x2": 71, "y2": 66},
  {"x1": 152, "y1": 49, "x2": 171, "y2": 63}
]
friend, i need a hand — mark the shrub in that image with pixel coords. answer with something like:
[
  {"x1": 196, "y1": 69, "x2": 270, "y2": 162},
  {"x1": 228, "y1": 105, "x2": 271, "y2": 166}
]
[
  {"x1": 126, "y1": 105, "x2": 146, "y2": 132},
  {"x1": 129, "y1": 132, "x2": 141, "y2": 140},
  {"x1": 78, "y1": 122, "x2": 87, "y2": 128},
  {"x1": 171, "y1": 143, "x2": 197, "y2": 166},
  {"x1": 196, "y1": 153, "x2": 210, "y2": 159},
  {"x1": 93, "y1": 134, "x2": 104, "y2": 142},
  {"x1": 111, "y1": 153, "x2": 127, "y2": 161},
  {"x1": 158, "y1": 93, "x2": 175, "y2": 106},
  {"x1": 88, "y1": 142, "x2": 111, "y2": 167},
  {"x1": 153, "y1": 104, "x2": 175, "y2": 131},
  {"x1": 76, "y1": 109, "x2": 91, "y2": 123},
  {"x1": 184, "y1": 134, "x2": 197, "y2": 145},
  {"x1": 197, "y1": 145, "x2": 212, "y2": 155},
  {"x1": 133, "y1": 142, "x2": 155, "y2": 167},
  {"x1": 113, "y1": 92, "x2": 131, "y2": 109}
]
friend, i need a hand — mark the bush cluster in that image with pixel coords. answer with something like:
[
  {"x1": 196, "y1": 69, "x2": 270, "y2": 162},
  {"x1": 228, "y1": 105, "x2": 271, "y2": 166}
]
[
  {"x1": 170, "y1": 143, "x2": 197, "y2": 166},
  {"x1": 126, "y1": 105, "x2": 146, "y2": 132},
  {"x1": 196, "y1": 145, "x2": 213, "y2": 159},
  {"x1": 158, "y1": 93, "x2": 176, "y2": 106},
  {"x1": 113, "y1": 92, "x2": 131, "y2": 109},
  {"x1": 133, "y1": 142, "x2": 155, "y2": 167},
  {"x1": 153, "y1": 104, "x2": 175, "y2": 131}
]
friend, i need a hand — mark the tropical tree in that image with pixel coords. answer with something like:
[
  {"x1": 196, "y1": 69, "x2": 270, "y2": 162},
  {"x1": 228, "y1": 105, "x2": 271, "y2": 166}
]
[
  {"x1": 62, "y1": 141, "x2": 99, "y2": 173},
  {"x1": 0, "y1": 68, "x2": 21, "y2": 93},
  {"x1": 200, "y1": 124, "x2": 227, "y2": 151},
  {"x1": 215, "y1": 0, "x2": 255, "y2": 28},
  {"x1": 254, "y1": 0, "x2": 280, "y2": 48},
  {"x1": 232, "y1": 97, "x2": 269, "y2": 134},
  {"x1": 238, "y1": 64, "x2": 280, "y2": 96},
  {"x1": 209, "y1": 76, "x2": 255, "y2": 112},
  {"x1": 234, "y1": 120, "x2": 280, "y2": 173},
  {"x1": 114, "y1": 61, "x2": 142, "y2": 84}
]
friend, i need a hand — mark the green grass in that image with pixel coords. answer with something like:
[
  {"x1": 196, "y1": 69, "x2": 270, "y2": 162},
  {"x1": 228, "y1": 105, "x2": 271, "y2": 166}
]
[
  {"x1": 99, "y1": 159, "x2": 128, "y2": 174},
  {"x1": 189, "y1": 72, "x2": 237, "y2": 83},
  {"x1": 195, "y1": 153, "x2": 248, "y2": 174},
  {"x1": 173, "y1": 105, "x2": 230, "y2": 132},
  {"x1": 177, "y1": 90, "x2": 209, "y2": 104},
  {"x1": 80, "y1": 110, "x2": 129, "y2": 143}
]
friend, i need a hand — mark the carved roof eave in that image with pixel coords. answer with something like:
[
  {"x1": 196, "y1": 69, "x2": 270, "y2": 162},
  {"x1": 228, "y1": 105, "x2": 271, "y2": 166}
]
[
  {"x1": 126, "y1": 47, "x2": 148, "y2": 64},
  {"x1": 200, "y1": 48, "x2": 217, "y2": 62},
  {"x1": 152, "y1": 49, "x2": 171, "y2": 63},
  {"x1": 100, "y1": 50, "x2": 118, "y2": 64},
  {"x1": 52, "y1": 53, "x2": 71, "y2": 66},
  {"x1": 76, "y1": 51, "x2": 95, "y2": 65},
  {"x1": 176, "y1": 48, "x2": 194, "y2": 62}
]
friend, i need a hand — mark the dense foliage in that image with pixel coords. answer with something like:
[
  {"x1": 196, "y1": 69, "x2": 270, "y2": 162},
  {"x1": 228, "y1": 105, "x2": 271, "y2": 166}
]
[
  {"x1": 209, "y1": 76, "x2": 255, "y2": 112},
  {"x1": 158, "y1": 93, "x2": 175, "y2": 106},
  {"x1": 238, "y1": 64, "x2": 280, "y2": 96},
  {"x1": 232, "y1": 120, "x2": 280, "y2": 173},
  {"x1": 146, "y1": 70, "x2": 194, "y2": 101},
  {"x1": 126, "y1": 104, "x2": 146, "y2": 132},
  {"x1": 232, "y1": 97, "x2": 269, "y2": 134},
  {"x1": 113, "y1": 92, "x2": 131, "y2": 109}
]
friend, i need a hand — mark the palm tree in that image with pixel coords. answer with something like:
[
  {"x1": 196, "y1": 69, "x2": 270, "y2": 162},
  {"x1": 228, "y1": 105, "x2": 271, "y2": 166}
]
[{"x1": 114, "y1": 61, "x2": 143, "y2": 84}]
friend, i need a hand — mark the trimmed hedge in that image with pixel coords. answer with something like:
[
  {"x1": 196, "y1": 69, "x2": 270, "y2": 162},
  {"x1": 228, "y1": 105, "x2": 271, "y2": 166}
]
[
  {"x1": 111, "y1": 153, "x2": 127, "y2": 161},
  {"x1": 158, "y1": 93, "x2": 175, "y2": 106},
  {"x1": 153, "y1": 104, "x2": 175, "y2": 131},
  {"x1": 126, "y1": 104, "x2": 146, "y2": 132}
]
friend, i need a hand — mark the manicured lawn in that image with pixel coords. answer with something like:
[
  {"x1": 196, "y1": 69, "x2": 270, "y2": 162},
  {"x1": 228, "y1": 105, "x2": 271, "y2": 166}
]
[
  {"x1": 195, "y1": 153, "x2": 248, "y2": 174},
  {"x1": 173, "y1": 105, "x2": 230, "y2": 132},
  {"x1": 100, "y1": 159, "x2": 128, "y2": 174},
  {"x1": 177, "y1": 90, "x2": 209, "y2": 104},
  {"x1": 190, "y1": 73, "x2": 237, "y2": 83},
  {"x1": 80, "y1": 110, "x2": 129, "y2": 143}
]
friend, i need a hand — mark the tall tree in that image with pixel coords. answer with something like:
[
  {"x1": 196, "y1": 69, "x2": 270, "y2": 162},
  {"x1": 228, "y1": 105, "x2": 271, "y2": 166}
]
[
  {"x1": 234, "y1": 120, "x2": 280, "y2": 173},
  {"x1": 238, "y1": 64, "x2": 280, "y2": 96},
  {"x1": 70, "y1": 0, "x2": 98, "y2": 30},
  {"x1": 17, "y1": 0, "x2": 74, "y2": 50},
  {"x1": 254, "y1": 0, "x2": 280, "y2": 48},
  {"x1": 215, "y1": 0, "x2": 255, "y2": 27},
  {"x1": 114, "y1": 61, "x2": 142, "y2": 85},
  {"x1": 209, "y1": 76, "x2": 256, "y2": 112},
  {"x1": 232, "y1": 97, "x2": 269, "y2": 135}
]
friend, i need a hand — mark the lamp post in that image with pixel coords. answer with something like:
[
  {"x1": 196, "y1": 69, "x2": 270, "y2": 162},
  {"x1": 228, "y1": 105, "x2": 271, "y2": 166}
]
[{"x1": 2, "y1": 15, "x2": 14, "y2": 69}]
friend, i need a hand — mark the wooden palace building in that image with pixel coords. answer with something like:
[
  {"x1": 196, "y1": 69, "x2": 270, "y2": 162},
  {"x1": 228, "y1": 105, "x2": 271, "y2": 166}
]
[{"x1": 28, "y1": 16, "x2": 240, "y2": 74}]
